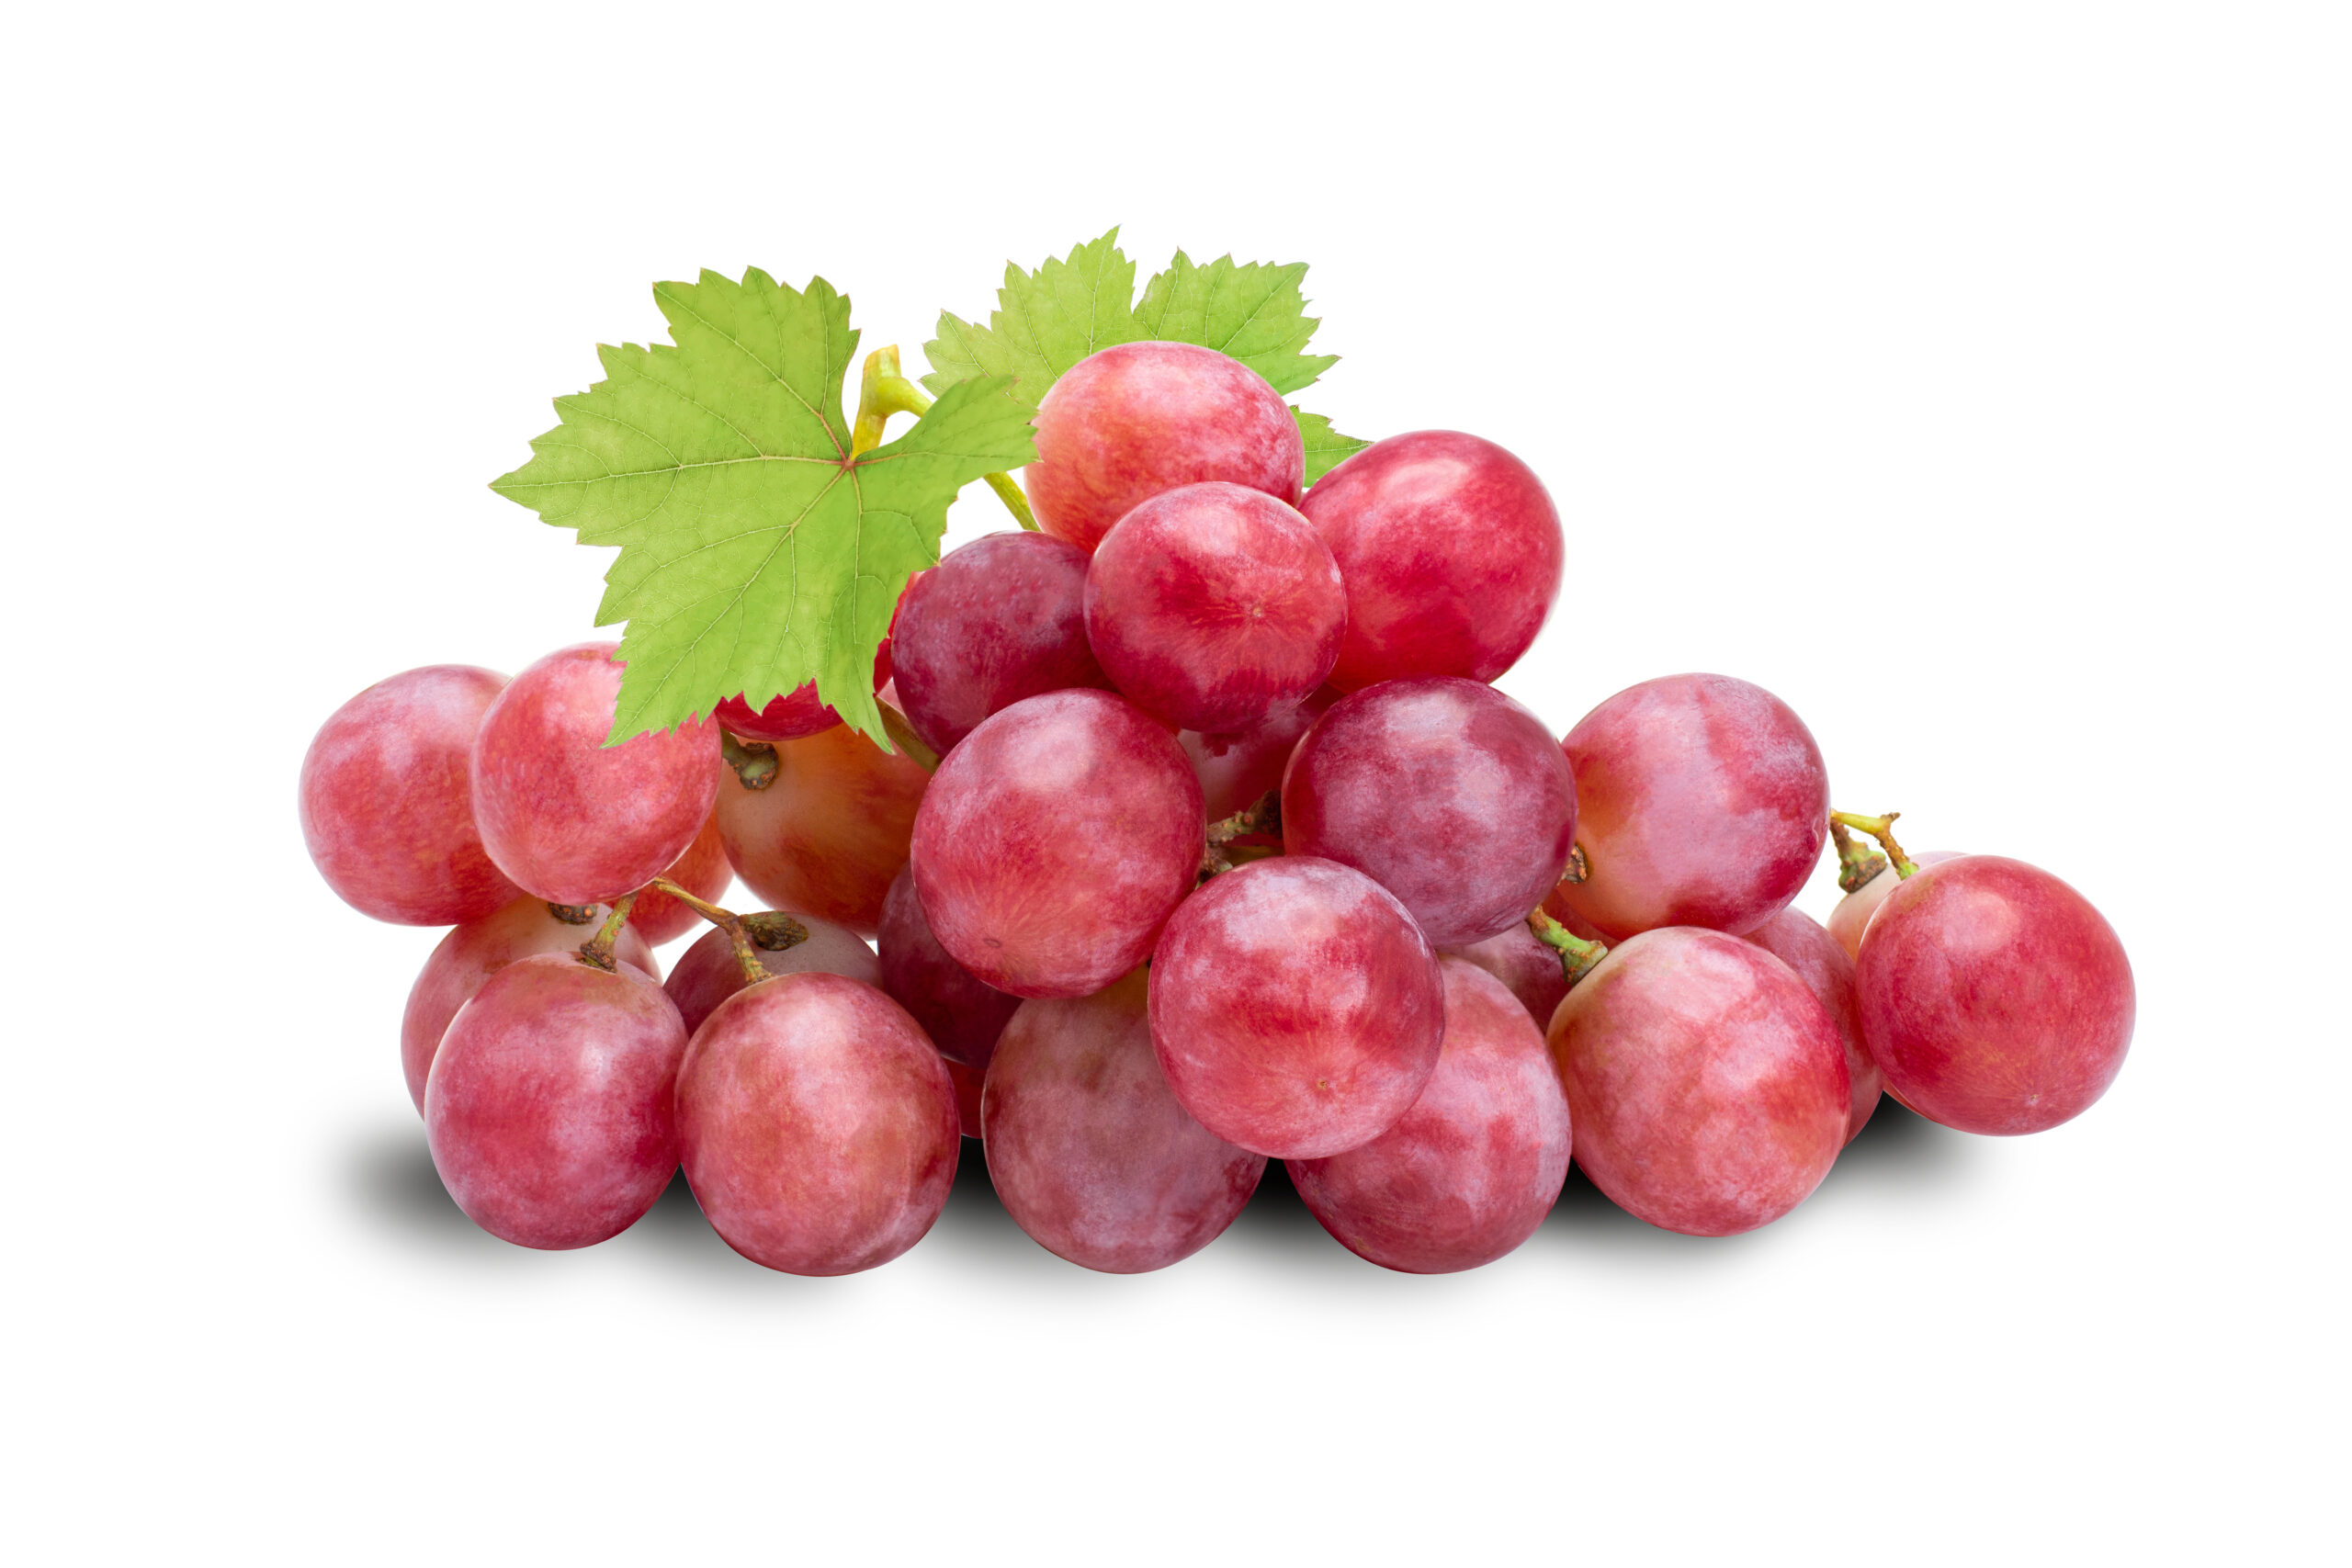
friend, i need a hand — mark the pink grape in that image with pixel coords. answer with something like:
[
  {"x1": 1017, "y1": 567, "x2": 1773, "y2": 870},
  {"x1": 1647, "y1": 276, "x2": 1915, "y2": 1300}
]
[
  {"x1": 662, "y1": 909, "x2": 881, "y2": 1036},
  {"x1": 876, "y1": 866, "x2": 1019, "y2": 1070},
  {"x1": 1028, "y1": 342, "x2": 1304, "y2": 554},
  {"x1": 400, "y1": 897, "x2": 660, "y2": 1113},
  {"x1": 469, "y1": 643, "x2": 718, "y2": 905},
  {"x1": 890, "y1": 532, "x2": 1111, "y2": 753},
  {"x1": 1742, "y1": 907, "x2": 1883, "y2": 1144},
  {"x1": 626, "y1": 798, "x2": 735, "y2": 946},
  {"x1": 910, "y1": 689, "x2": 1203, "y2": 998},
  {"x1": 424, "y1": 953, "x2": 688, "y2": 1249},
  {"x1": 675, "y1": 973, "x2": 959, "y2": 1276},
  {"x1": 1299, "y1": 431, "x2": 1562, "y2": 690},
  {"x1": 1552, "y1": 672, "x2": 1828, "y2": 942},
  {"x1": 1288, "y1": 958, "x2": 1572, "y2": 1273},
  {"x1": 1546, "y1": 927, "x2": 1848, "y2": 1236},
  {"x1": 716, "y1": 717, "x2": 928, "y2": 937},
  {"x1": 300, "y1": 664, "x2": 519, "y2": 924},
  {"x1": 983, "y1": 970, "x2": 1265, "y2": 1273},
  {"x1": 1444, "y1": 921, "x2": 1571, "y2": 1032},
  {"x1": 1148, "y1": 856, "x2": 1444, "y2": 1159},
  {"x1": 1828, "y1": 849, "x2": 1965, "y2": 961},
  {"x1": 1181, "y1": 686, "x2": 1337, "y2": 820},
  {"x1": 1281, "y1": 677, "x2": 1577, "y2": 948},
  {"x1": 712, "y1": 635, "x2": 893, "y2": 743},
  {"x1": 1855, "y1": 856, "x2": 2133, "y2": 1136},
  {"x1": 1083, "y1": 481, "x2": 1345, "y2": 733}
]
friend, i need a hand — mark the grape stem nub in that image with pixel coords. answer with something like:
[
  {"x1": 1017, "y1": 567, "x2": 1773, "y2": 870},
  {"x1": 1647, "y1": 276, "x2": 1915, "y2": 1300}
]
[
  {"x1": 1201, "y1": 792, "x2": 1283, "y2": 878},
  {"x1": 1829, "y1": 810, "x2": 1917, "y2": 879},
  {"x1": 1528, "y1": 907, "x2": 1609, "y2": 987},
  {"x1": 721, "y1": 730, "x2": 779, "y2": 790},
  {"x1": 1830, "y1": 818, "x2": 1891, "y2": 893}
]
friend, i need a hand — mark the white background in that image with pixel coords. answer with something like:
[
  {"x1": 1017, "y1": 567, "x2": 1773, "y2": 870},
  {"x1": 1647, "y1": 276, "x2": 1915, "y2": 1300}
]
[{"x1": 5, "y1": 4, "x2": 2343, "y2": 1562}]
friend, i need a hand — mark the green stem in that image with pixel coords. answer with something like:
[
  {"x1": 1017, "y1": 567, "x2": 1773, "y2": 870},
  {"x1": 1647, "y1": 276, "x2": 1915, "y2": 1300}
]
[
  {"x1": 1829, "y1": 818, "x2": 1890, "y2": 893},
  {"x1": 1829, "y1": 810, "x2": 1918, "y2": 879},
  {"x1": 720, "y1": 729, "x2": 779, "y2": 790},
  {"x1": 849, "y1": 345, "x2": 1037, "y2": 529},
  {"x1": 1528, "y1": 907, "x2": 1610, "y2": 987},
  {"x1": 648, "y1": 876, "x2": 770, "y2": 987},
  {"x1": 876, "y1": 700, "x2": 940, "y2": 771},
  {"x1": 577, "y1": 892, "x2": 639, "y2": 972}
]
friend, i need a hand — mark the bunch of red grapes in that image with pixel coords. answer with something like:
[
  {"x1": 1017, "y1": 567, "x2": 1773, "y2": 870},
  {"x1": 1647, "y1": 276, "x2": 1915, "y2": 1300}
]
[{"x1": 300, "y1": 341, "x2": 2135, "y2": 1275}]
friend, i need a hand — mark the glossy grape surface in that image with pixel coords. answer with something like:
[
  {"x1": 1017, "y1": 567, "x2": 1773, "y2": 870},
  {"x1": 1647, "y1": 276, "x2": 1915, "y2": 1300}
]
[
  {"x1": 1181, "y1": 687, "x2": 1337, "y2": 820},
  {"x1": 983, "y1": 970, "x2": 1264, "y2": 1273},
  {"x1": 424, "y1": 953, "x2": 688, "y2": 1249},
  {"x1": 1028, "y1": 342, "x2": 1304, "y2": 553},
  {"x1": 1828, "y1": 849, "x2": 1964, "y2": 961},
  {"x1": 675, "y1": 973, "x2": 959, "y2": 1276},
  {"x1": 1299, "y1": 431, "x2": 1562, "y2": 690},
  {"x1": 1553, "y1": 673, "x2": 1828, "y2": 941},
  {"x1": 300, "y1": 664, "x2": 519, "y2": 924},
  {"x1": 1084, "y1": 481, "x2": 1344, "y2": 733},
  {"x1": 876, "y1": 866, "x2": 1019, "y2": 1070},
  {"x1": 662, "y1": 909, "x2": 880, "y2": 1037},
  {"x1": 890, "y1": 532, "x2": 1110, "y2": 753},
  {"x1": 1547, "y1": 927, "x2": 1848, "y2": 1236},
  {"x1": 1283, "y1": 677, "x2": 1577, "y2": 948},
  {"x1": 712, "y1": 636, "x2": 892, "y2": 743},
  {"x1": 401, "y1": 897, "x2": 659, "y2": 1113},
  {"x1": 626, "y1": 800, "x2": 734, "y2": 946},
  {"x1": 1148, "y1": 856, "x2": 1444, "y2": 1159},
  {"x1": 910, "y1": 689, "x2": 1203, "y2": 998},
  {"x1": 1855, "y1": 856, "x2": 2133, "y2": 1135},
  {"x1": 1289, "y1": 958, "x2": 1571, "y2": 1272},
  {"x1": 1743, "y1": 907, "x2": 1882, "y2": 1144},
  {"x1": 716, "y1": 718, "x2": 928, "y2": 936},
  {"x1": 469, "y1": 643, "x2": 718, "y2": 905}
]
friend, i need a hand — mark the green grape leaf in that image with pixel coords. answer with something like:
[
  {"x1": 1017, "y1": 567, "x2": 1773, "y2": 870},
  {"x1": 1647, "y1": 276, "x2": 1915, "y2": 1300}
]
[
  {"x1": 1134, "y1": 252, "x2": 1338, "y2": 396},
  {"x1": 1293, "y1": 407, "x2": 1371, "y2": 486},
  {"x1": 920, "y1": 229, "x2": 1143, "y2": 403},
  {"x1": 491, "y1": 268, "x2": 1036, "y2": 747}
]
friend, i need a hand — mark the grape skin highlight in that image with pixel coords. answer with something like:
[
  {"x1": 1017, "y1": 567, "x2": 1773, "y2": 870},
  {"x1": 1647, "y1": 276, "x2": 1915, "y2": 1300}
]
[
  {"x1": 983, "y1": 970, "x2": 1264, "y2": 1273},
  {"x1": 1553, "y1": 672, "x2": 1829, "y2": 942},
  {"x1": 425, "y1": 953, "x2": 689, "y2": 1249},
  {"x1": 1028, "y1": 342, "x2": 1304, "y2": 554},
  {"x1": 675, "y1": 973, "x2": 959, "y2": 1276},
  {"x1": 1282, "y1": 676, "x2": 1577, "y2": 948},
  {"x1": 1855, "y1": 855, "x2": 2133, "y2": 1136},
  {"x1": 890, "y1": 532, "x2": 1111, "y2": 754},
  {"x1": 299, "y1": 664, "x2": 519, "y2": 925},
  {"x1": 1289, "y1": 959, "x2": 1572, "y2": 1273},
  {"x1": 469, "y1": 643, "x2": 718, "y2": 906},
  {"x1": 910, "y1": 689, "x2": 1204, "y2": 998},
  {"x1": 1148, "y1": 856, "x2": 1444, "y2": 1160}
]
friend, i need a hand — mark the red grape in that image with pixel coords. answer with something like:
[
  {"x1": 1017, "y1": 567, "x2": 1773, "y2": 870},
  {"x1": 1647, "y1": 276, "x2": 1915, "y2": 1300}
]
[
  {"x1": 424, "y1": 953, "x2": 688, "y2": 1249},
  {"x1": 1181, "y1": 686, "x2": 1337, "y2": 820},
  {"x1": 1742, "y1": 907, "x2": 1882, "y2": 1144},
  {"x1": 1299, "y1": 431, "x2": 1562, "y2": 690},
  {"x1": 626, "y1": 797, "x2": 734, "y2": 946},
  {"x1": 1281, "y1": 676, "x2": 1577, "y2": 948},
  {"x1": 1546, "y1": 927, "x2": 1848, "y2": 1236},
  {"x1": 401, "y1": 897, "x2": 660, "y2": 1114},
  {"x1": 1028, "y1": 342, "x2": 1305, "y2": 553},
  {"x1": 712, "y1": 636, "x2": 893, "y2": 743},
  {"x1": 1828, "y1": 849, "x2": 1964, "y2": 961},
  {"x1": 1445, "y1": 922, "x2": 1570, "y2": 1032},
  {"x1": 945, "y1": 1056, "x2": 984, "y2": 1139},
  {"x1": 662, "y1": 909, "x2": 880, "y2": 1036},
  {"x1": 876, "y1": 866, "x2": 1019, "y2": 1070},
  {"x1": 1083, "y1": 481, "x2": 1345, "y2": 733},
  {"x1": 890, "y1": 532, "x2": 1111, "y2": 753},
  {"x1": 910, "y1": 689, "x2": 1203, "y2": 998},
  {"x1": 715, "y1": 717, "x2": 928, "y2": 937},
  {"x1": 469, "y1": 643, "x2": 718, "y2": 906},
  {"x1": 1552, "y1": 673, "x2": 1828, "y2": 941},
  {"x1": 675, "y1": 973, "x2": 959, "y2": 1275},
  {"x1": 1288, "y1": 958, "x2": 1572, "y2": 1273},
  {"x1": 300, "y1": 664, "x2": 519, "y2": 924},
  {"x1": 1855, "y1": 856, "x2": 2133, "y2": 1136},
  {"x1": 1148, "y1": 856, "x2": 1444, "y2": 1159},
  {"x1": 983, "y1": 970, "x2": 1265, "y2": 1273}
]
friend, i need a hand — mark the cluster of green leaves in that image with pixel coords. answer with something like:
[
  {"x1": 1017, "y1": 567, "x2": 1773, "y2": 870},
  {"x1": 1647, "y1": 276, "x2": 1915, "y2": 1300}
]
[
  {"x1": 923, "y1": 228, "x2": 1366, "y2": 485},
  {"x1": 492, "y1": 232, "x2": 1361, "y2": 747}
]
